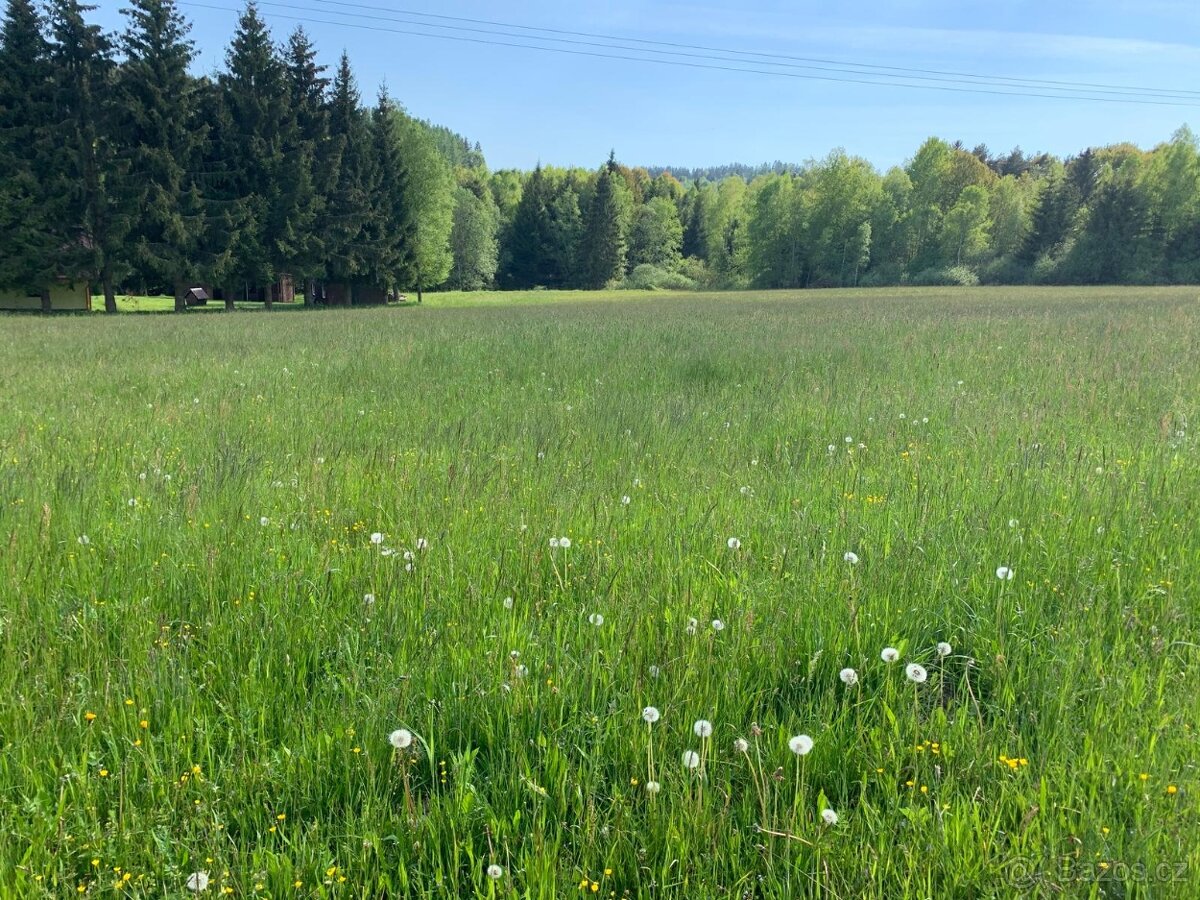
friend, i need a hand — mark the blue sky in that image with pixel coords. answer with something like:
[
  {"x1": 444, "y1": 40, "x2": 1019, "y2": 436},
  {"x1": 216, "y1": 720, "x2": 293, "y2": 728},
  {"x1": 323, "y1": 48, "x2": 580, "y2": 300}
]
[{"x1": 88, "y1": 0, "x2": 1200, "y2": 171}]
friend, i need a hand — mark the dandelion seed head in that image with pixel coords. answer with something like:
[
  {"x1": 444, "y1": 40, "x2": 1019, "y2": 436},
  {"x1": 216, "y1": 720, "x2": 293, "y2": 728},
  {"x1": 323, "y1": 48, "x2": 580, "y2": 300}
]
[
  {"x1": 559, "y1": 537, "x2": 571, "y2": 549},
  {"x1": 821, "y1": 808, "x2": 838, "y2": 826},
  {"x1": 77, "y1": 534, "x2": 90, "y2": 545},
  {"x1": 389, "y1": 728, "x2": 413, "y2": 749},
  {"x1": 711, "y1": 619, "x2": 725, "y2": 631},
  {"x1": 648, "y1": 665, "x2": 660, "y2": 677},
  {"x1": 503, "y1": 596, "x2": 514, "y2": 609},
  {"x1": 588, "y1": 612, "x2": 604, "y2": 626},
  {"x1": 549, "y1": 537, "x2": 559, "y2": 549},
  {"x1": 642, "y1": 706, "x2": 660, "y2": 724},
  {"x1": 620, "y1": 495, "x2": 631, "y2": 505},
  {"x1": 881, "y1": 647, "x2": 899, "y2": 663},
  {"x1": 843, "y1": 551, "x2": 860, "y2": 565},
  {"x1": 788, "y1": 734, "x2": 814, "y2": 755},
  {"x1": 363, "y1": 593, "x2": 375, "y2": 605},
  {"x1": 936, "y1": 642, "x2": 953, "y2": 658},
  {"x1": 185, "y1": 872, "x2": 210, "y2": 892},
  {"x1": 727, "y1": 536, "x2": 741, "y2": 550},
  {"x1": 370, "y1": 532, "x2": 384, "y2": 544},
  {"x1": 681, "y1": 750, "x2": 700, "y2": 769},
  {"x1": 645, "y1": 780, "x2": 661, "y2": 793},
  {"x1": 734, "y1": 738, "x2": 749, "y2": 753},
  {"x1": 416, "y1": 537, "x2": 428, "y2": 550},
  {"x1": 996, "y1": 566, "x2": 1014, "y2": 581},
  {"x1": 839, "y1": 667, "x2": 859, "y2": 686},
  {"x1": 693, "y1": 719, "x2": 713, "y2": 738},
  {"x1": 259, "y1": 516, "x2": 269, "y2": 527},
  {"x1": 905, "y1": 664, "x2": 928, "y2": 684},
  {"x1": 486, "y1": 865, "x2": 503, "y2": 880}
]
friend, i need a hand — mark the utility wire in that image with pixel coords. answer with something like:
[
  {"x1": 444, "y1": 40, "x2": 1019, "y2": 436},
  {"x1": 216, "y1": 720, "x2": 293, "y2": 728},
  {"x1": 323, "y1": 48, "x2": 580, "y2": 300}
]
[
  {"x1": 177, "y1": 2, "x2": 1200, "y2": 108},
  {"x1": 306, "y1": 0, "x2": 1200, "y2": 99}
]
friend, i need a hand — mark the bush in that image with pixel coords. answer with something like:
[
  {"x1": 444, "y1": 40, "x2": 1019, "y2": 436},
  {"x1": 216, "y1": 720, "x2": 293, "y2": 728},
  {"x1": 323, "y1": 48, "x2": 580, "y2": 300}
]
[
  {"x1": 906, "y1": 265, "x2": 980, "y2": 287},
  {"x1": 621, "y1": 264, "x2": 697, "y2": 291}
]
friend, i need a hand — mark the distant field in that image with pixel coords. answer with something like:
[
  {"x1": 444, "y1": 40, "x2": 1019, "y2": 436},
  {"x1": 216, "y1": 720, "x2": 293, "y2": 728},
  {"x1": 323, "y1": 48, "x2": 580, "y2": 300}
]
[{"x1": 2, "y1": 286, "x2": 1199, "y2": 897}]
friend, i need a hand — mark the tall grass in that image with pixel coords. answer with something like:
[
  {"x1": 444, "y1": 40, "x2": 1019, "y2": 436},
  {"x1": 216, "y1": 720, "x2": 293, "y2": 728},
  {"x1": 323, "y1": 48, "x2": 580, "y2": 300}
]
[{"x1": 1, "y1": 286, "x2": 1198, "y2": 897}]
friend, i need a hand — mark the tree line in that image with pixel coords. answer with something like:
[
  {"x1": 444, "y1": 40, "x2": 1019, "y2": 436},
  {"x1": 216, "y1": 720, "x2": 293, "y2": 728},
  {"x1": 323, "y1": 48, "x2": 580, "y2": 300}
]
[{"x1": 2, "y1": 0, "x2": 1198, "y2": 313}]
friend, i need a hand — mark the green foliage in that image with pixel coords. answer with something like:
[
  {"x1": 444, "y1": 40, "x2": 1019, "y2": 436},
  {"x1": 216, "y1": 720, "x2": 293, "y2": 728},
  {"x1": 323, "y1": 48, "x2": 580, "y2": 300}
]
[
  {"x1": 579, "y1": 154, "x2": 631, "y2": 289},
  {"x1": 628, "y1": 197, "x2": 683, "y2": 270},
  {"x1": 446, "y1": 176, "x2": 499, "y2": 291}
]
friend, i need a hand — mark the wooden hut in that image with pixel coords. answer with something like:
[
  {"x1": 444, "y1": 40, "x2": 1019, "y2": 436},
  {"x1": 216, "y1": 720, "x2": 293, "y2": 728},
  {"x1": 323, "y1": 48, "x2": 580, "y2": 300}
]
[{"x1": 0, "y1": 280, "x2": 91, "y2": 312}]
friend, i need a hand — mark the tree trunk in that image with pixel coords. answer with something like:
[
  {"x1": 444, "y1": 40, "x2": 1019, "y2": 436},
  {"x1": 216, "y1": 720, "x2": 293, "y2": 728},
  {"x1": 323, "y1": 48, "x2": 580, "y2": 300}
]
[
  {"x1": 264, "y1": 282, "x2": 273, "y2": 311},
  {"x1": 224, "y1": 289, "x2": 235, "y2": 312},
  {"x1": 174, "y1": 280, "x2": 187, "y2": 313},
  {"x1": 103, "y1": 268, "x2": 116, "y2": 314},
  {"x1": 40, "y1": 288, "x2": 51, "y2": 314},
  {"x1": 304, "y1": 279, "x2": 314, "y2": 307}
]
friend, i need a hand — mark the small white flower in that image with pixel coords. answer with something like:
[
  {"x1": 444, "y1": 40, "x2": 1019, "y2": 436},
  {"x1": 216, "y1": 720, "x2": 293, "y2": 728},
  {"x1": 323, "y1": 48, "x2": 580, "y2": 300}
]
[
  {"x1": 316, "y1": 456, "x2": 325, "y2": 464},
  {"x1": 843, "y1": 551, "x2": 859, "y2": 565},
  {"x1": 588, "y1": 612, "x2": 604, "y2": 626},
  {"x1": 733, "y1": 737, "x2": 749, "y2": 753},
  {"x1": 1008, "y1": 518, "x2": 1019, "y2": 528},
  {"x1": 844, "y1": 436, "x2": 853, "y2": 443},
  {"x1": 363, "y1": 593, "x2": 375, "y2": 606},
  {"x1": 185, "y1": 871, "x2": 210, "y2": 892},
  {"x1": 821, "y1": 808, "x2": 838, "y2": 826},
  {"x1": 881, "y1": 647, "x2": 899, "y2": 663},
  {"x1": 839, "y1": 667, "x2": 858, "y2": 686},
  {"x1": 727, "y1": 537, "x2": 742, "y2": 550},
  {"x1": 642, "y1": 706, "x2": 660, "y2": 724},
  {"x1": 996, "y1": 566, "x2": 1014, "y2": 581},
  {"x1": 788, "y1": 734, "x2": 814, "y2": 755},
  {"x1": 711, "y1": 619, "x2": 725, "y2": 632},
  {"x1": 549, "y1": 537, "x2": 560, "y2": 549},
  {"x1": 380, "y1": 547, "x2": 396, "y2": 557},
  {"x1": 936, "y1": 642, "x2": 952, "y2": 658},
  {"x1": 370, "y1": 532, "x2": 384, "y2": 545},
  {"x1": 559, "y1": 537, "x2": 571, "y2": 549},
  {"x1": 416, "y1": 537, "x2": 428, "y2": 550},
  {"x1": 621, "y1": 495, "x2": 631, "y2": 505},
  {"x1": 905, "y1": 664, "x2": 928, "y2": 684},
  {"x1": 127, "y1": 498, "x2": 138, "y2": 508},
  {"x1": 404, "y1": 562, "x2": 414, "y2": 572},
  {"x1": 536, "y1": 450, "x2": 545, "y2": 460},
  {"x1": 648, "y1": 665, "x2": 660, "y2": 678},
  {"x1": 515, "y1": 664, "x2": 528, "y2": 677},
  {"x1": 509, "y1": 649, "x2": 520, "y2": 659},
  {"x1": 389, "y1": 728, "x2": 413, "y2": 749},
  {"x1": 921, "y1": 417, "x2": 929, "y2": 424},
  {"x1": 633, "y1": 478, "x2": 642, "y2": 487},
  {"x1": 503, "y1": 596, "x2": 514, "y2": 610},
  {"x1": 486, "y1": 864, "x2": 503, "y2": 880},
  {"x1": 681, "y1": 750, "x2": 700, "y2": 769},
  {"x1": 739, "y1": 485, "x2": 751, "y2": 495},
  {"x1": 645, "y1": 779, "x2": 661, "y2": 793},
  {"x1": 685, "y1": 617, "x2": 698, "y2": 635},
  {"x1": 403, "y1": 550, "x2": 414, "y2": 561},
  {"x1": 259, "y1": 516, "x2": 270, "y2": 527},
  {"x1": 693, "y1": 719, "x2": 713, "y2": 738},
  {"x1": 77, "y1": 534, "x2": 90, "y2": 546},
  {"x1": 138, "y1": 471, "x2": 147, "y2": 480},
  {"x1": 828, "y1": 444, "x2": 837, "y2": 454}
]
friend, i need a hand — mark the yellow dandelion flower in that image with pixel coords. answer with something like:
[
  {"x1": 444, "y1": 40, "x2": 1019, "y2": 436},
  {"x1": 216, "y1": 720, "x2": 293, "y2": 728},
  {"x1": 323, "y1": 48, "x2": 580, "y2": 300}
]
[
  {"x1": 84, "y1": 712, "x2": 97, "y2": 723},
  {"x1": 1167, "y1": 785, "x2": 1178, "y2": 795}
]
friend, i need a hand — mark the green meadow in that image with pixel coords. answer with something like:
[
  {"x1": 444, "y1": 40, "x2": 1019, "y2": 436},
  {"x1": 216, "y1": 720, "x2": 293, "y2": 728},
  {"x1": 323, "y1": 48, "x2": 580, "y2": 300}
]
[{"x1": 2, "y1": 285, "x2": 1199, "y2": 898}]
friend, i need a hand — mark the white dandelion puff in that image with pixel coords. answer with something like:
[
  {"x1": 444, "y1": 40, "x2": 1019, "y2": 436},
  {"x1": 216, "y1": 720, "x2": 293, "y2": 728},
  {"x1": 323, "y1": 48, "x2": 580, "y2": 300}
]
[
  {"x1": 843, "y1": 551, "x2": 859, "y2": 565},
  {"x1": 727, "y1": 536, "x2": 742, "y2": 550},
  {"x1": 515, "y1": 664, "x2": 528, "y2": 677},
  {"x1": 905, "y1": 664, "x2": 928, "y2": 684},
  {"x1": 936, "y1": 642, "x2": 953, "y2": 658},
  {"x1": 389, "y1": 728, "x2": 413, "y2": 749},
  {"x1": 259, "y1": 516, "x2": 270, "y2": 527},
  {"x1": 621, "y1": 495, "x2": 631, "y2": 506},
  {"x1": 549, "y1": 537, "x2": 560, "y2": 549},
  {"x1": 881, "y1": 647, "x2": 899, "y2": 663},
  {"x1": 645, "y1": 780, "x2": 661, "y2": 793},
  {"x1": 642, "y1": 706, "x2": 660, "y2": 724},
  {"x1": 486, "y1": 864, "x2": 503, "y2": 880},
  {"x1": 839, "y1": 667, "x2": 859, "y2": 686},
  {"x1": 996, "y1": 566, "x2": 1014, "y2": 581},
  {"x1": 588, "y1": 613, "x2": 604, "y2": 626},
  {"x1": 503, "y1": 596, "x2": 514, "y2": 610},
  {"x1": 77, "y1": 534, "x2": 90, "y2": 546},
  {"x1": 685, "y1": 617, "x2": 698, "y2": 635},
  {"x1": 363, "y1": 593, "x2": 375, "y2": 606},
  {"x1": 681, "y1": 750, "x2": 700, "y2": 769},
  {"x1": 370, "y1": 532, "x2": 384, "y2": 544},
  {"x1": 693, "y1": 719, "x2": 713, "y2": 738},
  {"x1": 711, "y1": 619, "x2": 725, "y2": 632},
  {"x1": 733, "y1": 738, "x2": 749, "y2": 753},
  {"x1": 648, "y1": 665, "x2": 660, "y2": 678},
  {"x1": 185, "y1": 872, "x2": 210, "y2": 892},
  {"x1": 821, "y1": 808, "x2": 839, "y2": 826},
  {"x1": 559, "y1": 537, "x2": 571, "y2": 549},
  {"x1": 416, "y1": 537, "x2": 429, "y2": 550},
  {"x1": 127, "y1": 498, "x2": 138, "y2": 508},
  {"x1": 788, "y1": 734, "x2": 814, "y2": 755}
]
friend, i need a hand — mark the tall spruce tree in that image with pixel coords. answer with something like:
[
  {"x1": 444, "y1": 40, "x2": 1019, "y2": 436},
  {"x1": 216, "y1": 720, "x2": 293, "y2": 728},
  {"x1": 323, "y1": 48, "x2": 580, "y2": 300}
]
[
  {"x1": 0, "y1": 0, "x2": 57, "y2": 306},
  {"x1": 322, "y1": 52, "x2": 370, "y2": 301},
  {"x1": 220, "y1": 2, "x2": 287, "y2": 307},
  {"x1": 283, "y1": 26, "x2": 329, "y2": 303},
  {"x1": 362, "y1": 89, "x2": 415, "y2": 295},
  {"x1": 117, "y1": 0, "x2": 203, "y2": 311},
  {"x1": 47, "y1": 0, "x2": 127, "y2": 312},
  {"x1": 579, "y1": 153, "x2": 628, "y2": 288}
]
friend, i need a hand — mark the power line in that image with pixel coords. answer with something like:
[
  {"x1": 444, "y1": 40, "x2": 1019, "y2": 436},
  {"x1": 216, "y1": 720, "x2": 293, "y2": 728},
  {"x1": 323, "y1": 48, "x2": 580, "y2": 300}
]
[
  {"x1": 305, "y1": 0, "x2": 1200, "y2": 100},
  {"x1": 177, "y1": 2, "x2": 1200, "y2": 108}
]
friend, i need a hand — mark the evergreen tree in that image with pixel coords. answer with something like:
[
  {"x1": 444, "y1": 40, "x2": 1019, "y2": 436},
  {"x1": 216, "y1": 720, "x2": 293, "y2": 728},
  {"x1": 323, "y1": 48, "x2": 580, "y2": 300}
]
[
  {"x1": 322, "y1": 52, "x2": 371, "y2": 300},
  {"x1": 362, "y1": 89, "x2": 415, "y2": 294},
  {"x1": 0, "y1": 0, "x2": 57, "y2": 306},
  {"x1": 579, "y1": 153, "x2": 629, "y2": 289},
  {"x1": 219, "y1": 2, "x2": 287, "y2": 306},
  {"x1": 47, "y1": 0, "x2": 127, "y2": 311},
  {"x1": 284, "y1": 26, "x2": 330, "y2": 303},
  {"x1": 117, "y1": 0, "x2": 203, "y2": 311},
  {"x1": 629, "y1": 196, "x2": 683, "y2": 270},
  {"x1": 446, "y1": 174, "x2": 499, "y2": 290}
]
